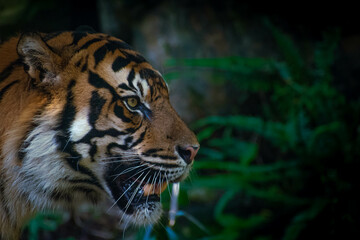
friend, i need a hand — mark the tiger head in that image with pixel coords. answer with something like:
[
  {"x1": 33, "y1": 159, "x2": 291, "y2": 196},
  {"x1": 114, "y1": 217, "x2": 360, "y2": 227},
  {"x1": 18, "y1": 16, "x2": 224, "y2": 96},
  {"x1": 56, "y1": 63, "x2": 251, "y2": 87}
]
[{"x1": 6, "y1": 31, "x2": 199, "y2": 226}]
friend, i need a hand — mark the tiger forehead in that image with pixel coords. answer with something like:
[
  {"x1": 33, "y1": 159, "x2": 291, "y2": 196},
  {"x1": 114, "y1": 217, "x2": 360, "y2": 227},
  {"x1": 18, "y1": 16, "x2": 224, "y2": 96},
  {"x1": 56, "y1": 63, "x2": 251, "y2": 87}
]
[
  {"x1": 72, "y1": 33, "x2": 169, "y2": 100},
  {"x1": 112, "y1": 66, "x2": 168, "y2": 101}
]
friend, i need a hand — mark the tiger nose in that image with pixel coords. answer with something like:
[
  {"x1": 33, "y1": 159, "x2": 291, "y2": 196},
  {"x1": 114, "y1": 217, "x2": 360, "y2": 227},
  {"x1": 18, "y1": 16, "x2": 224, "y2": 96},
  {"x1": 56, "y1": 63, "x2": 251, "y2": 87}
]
[{"x1": 177, "y1": 146, "x2": 199, "y2": 165}]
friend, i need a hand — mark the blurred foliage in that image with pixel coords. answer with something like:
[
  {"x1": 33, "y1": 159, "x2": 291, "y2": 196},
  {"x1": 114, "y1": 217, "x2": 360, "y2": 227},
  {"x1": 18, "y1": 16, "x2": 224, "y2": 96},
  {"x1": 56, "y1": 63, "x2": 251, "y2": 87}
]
[
  {"x1": 148, "y1": 21, "x2": 360, "y2": 240},
  {"x1": 23, "y1": 212, "x2": 74, "y2": 240}
]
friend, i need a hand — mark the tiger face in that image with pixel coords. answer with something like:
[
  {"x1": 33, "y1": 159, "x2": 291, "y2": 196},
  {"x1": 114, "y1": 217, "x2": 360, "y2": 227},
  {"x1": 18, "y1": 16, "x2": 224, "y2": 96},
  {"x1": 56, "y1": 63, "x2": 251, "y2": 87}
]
[{"x1": 0, "y1": 30, "x2": 198, "y2": 236}]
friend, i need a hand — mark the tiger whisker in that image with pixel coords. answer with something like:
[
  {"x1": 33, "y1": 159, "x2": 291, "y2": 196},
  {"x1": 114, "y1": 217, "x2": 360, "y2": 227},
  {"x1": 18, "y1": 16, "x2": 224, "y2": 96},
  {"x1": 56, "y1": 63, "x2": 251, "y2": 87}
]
[
  {"x1": 151, "y1": 166, "x2": 161, "y2": 195},
  {"x1": 158, "y1": 167, "x2": 163, "y2": 203},
  {"x1": 120, "y1": 171, "x2": 151, "y2": 228},
  {"x1": 98, "y1": 154, "x2": 140, "y2": 160},
  {"x1": 124, "y1": 171, "x2": 149, "y2": 211},
  {"x1": 108, "y1": 171, "x2": 145, "y2": 212},
  {"x1": 114, "y1": 165, "x2": 152, "y2": 184},
  {"x1": 61, "y1": 137, "x2": 72, "y2": 153},
  {"x1": 123, "y1": 165, "x2": 152, "y2": 182},
  {"x1": 99, "y1": 158, "x2": 141, "y2": 164},
  {"x1": 110, "y1": 165, "x2": 145, "y2": 180},
  {"x1": 98, "y1": 156, "x2": 138, "y2": 161},
  {"x1": 145, "y1": 167, "x2": 157, "y2": 206}
]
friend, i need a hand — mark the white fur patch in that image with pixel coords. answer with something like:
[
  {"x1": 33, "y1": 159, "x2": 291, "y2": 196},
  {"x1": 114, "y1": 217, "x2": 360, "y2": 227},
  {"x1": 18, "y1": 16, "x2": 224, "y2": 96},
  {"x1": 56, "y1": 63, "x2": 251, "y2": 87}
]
[
  {"x1": 133, "y1": 73, "x2": 150, "y2": 98},
  {"x1": 70, "y1": 113, "x2": 91, "y2": 141},
  {"x1": 114, "y1": 67, "x2": 150, "y2": 97}
]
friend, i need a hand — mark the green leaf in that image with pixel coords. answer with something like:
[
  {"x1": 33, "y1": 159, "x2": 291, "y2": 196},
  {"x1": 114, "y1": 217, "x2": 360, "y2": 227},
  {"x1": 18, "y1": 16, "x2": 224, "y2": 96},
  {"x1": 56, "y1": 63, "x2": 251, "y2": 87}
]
[
  {"x1": 214, "y1": 190, "x2": 270, "y2": 230},
  {"x1": 198, "y1": 147, "x2": 225, "y2": 161},
  {"x1": 265, "y1": 19, "x2": 306, "y2": 83},
  {"x1": 26, "y1": 212, "x2": 64, "y2": 240},
  {"x1": 214, "y1": 190, "x2": 239, "y2": 224},
  {"x1": 206, "y1": 138, "x2": 257, "y2": 163},
  {"x1": 192, "y1": 115, "x2": 298, "y2": 150},
  {"x1": 197, "y1": 125, "x2": 220, "y2": 142},
  {"x1": 240, "y1": 143, "x2": 258, "y2": 166}
]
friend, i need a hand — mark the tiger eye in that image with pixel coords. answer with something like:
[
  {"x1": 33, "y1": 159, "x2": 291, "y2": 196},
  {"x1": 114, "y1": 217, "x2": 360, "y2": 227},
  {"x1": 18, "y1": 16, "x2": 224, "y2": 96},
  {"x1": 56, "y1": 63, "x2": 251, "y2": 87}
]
[{"x1": 127, "y1": 97, "x2": 139, "y2": 108}]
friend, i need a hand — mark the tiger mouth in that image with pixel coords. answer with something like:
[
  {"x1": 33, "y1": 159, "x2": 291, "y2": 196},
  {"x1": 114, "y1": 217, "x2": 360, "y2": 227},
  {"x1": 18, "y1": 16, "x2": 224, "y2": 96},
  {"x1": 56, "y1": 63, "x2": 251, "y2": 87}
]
[{"x1": 106, "y1": 167, "x2": 168, "y2": 216}]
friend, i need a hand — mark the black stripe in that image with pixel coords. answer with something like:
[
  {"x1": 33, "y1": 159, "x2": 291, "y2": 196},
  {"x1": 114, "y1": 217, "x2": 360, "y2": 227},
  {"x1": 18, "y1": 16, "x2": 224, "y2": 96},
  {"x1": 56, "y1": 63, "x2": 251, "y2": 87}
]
[
  {"x1": 125, "y1": 127, "x2": 136, "y2": 133},
  {"x1": 137, "y1": 82, "x2": 144, "y2": 97},
  {"x1": 71, "y1": 186, "x2": 97, "y2": 194},
  {"x1": 146, "y1": 154, "x2": 178, "y2": 160},
  {"x1": 145, "y1": 161, "x2": 180, "y2": 169},
  {"x1": 88, "y1": 71, "x2": 118, "y2": 99},
  {"x1": 66, "y1": 165, "x2": 104, "y2": 190},
  {"x1": 124, "y1": 122, "x2": 143, "y2": 134},
  {"x1": 0, "y1": 80, "x2": 19, "y2": 102},
  {"x1": 50, "y1": 186, "x2": 102, "y2": 202},
  {"x1": 143, "y1": 148, "x2": 164, "y2": 155},
  {"x1": 93, "y1": 45, "x2": 107, "y2": 67},
  {"x1": 72, "y1": 32, "x2": 88, "y2": 45},
  {"x1": 114, "y1": 103, "x2": 132, "y2": 123},
  {"x1": 121, "y1": 51, "x2": 146, "y2": 64},
  {"x1": 0, "y1": 59, "x2": 22, "y2": 83},
  {"x1": 130, "y1": 128, "x2": 146, "y2": 148},
  {"x1": 149, "y1": 85, "x2": 155, "y2": 99},
  {"x1": 50, "y1": 190, "x2": 72, "y2": 202},
  {"x1": 63, "y1": 156, "x2": 104, "y2": 192},
  {"x1": 59, "y1": 80, "x2": 77, "y2": 129},
  {"x1": 75, "y1": 59, "x2": 82, "y2": 67},
  {"x1": 112, "y1": 56, "x2": 131, "y2": 72},
  {"x1": 124, "y1": 136, "x2": 133, "y2": 146},
  {"x1": 68, "y1": 178, "x2": 100, "y2": 185},
  {"x1": 38, "y1": 67, "x2": 45, "y2": 81},
  {"x1": 81, "y1": 56, "x2": 89, "y2": 72},
  {"x1": 23, "y1": 63, "x2": 30, "y2": 72},
  {"x1": 81, "y1": 61, "x2": 88, "y2": 72},
  {"x1": 127, "y1": 68, "x2": 136, "y2": 89},
  {"x1": 139, "y1": 68, "x2": 159, "y2": 80},
  {"x1": 77, "y1": 128, "x2": 127, "y2": 145},
  {"x1": 56, "y1": 80, "x2": 77, "y2": 155},
  {"x1": 107, "y1": 142, "x2": 130, "y2": 153},
  {"x1": 89, "y1": 143, "x2": 97, "y2": 162},
  {"x1": 118, "y1": 83, "x2": 132, "y2": 91},
  {"x1": 78, "y1": 38, "x2": 103, "y2": 51},
  {"x1": 97, "y1": 41, "x2": 134, "y2": 53},
  {"x1": 89, "y1": 91, "x2": 106, "y2": 126},
  {"x1": 108, "y1": 39, "x2": 133, "y2": 51}
]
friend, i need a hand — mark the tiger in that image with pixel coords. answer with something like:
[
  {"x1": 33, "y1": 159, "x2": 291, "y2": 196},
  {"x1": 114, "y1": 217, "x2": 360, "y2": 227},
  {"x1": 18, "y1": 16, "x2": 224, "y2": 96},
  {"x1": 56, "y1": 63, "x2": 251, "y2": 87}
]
[{"x1": 0, "y1": 29, "x2": 199, "y2": 239}]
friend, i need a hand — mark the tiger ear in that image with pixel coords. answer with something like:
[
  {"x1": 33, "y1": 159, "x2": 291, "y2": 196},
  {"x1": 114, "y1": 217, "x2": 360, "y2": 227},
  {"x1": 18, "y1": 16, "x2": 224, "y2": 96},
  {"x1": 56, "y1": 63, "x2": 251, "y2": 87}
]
[{"x1": 17, "y1": 32, "x2": 62, "y2": 85}]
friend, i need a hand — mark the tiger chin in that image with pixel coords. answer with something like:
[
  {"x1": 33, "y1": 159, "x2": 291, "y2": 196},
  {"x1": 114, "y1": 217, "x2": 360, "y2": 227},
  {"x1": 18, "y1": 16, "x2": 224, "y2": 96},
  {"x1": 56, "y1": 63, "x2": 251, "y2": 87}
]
[{"x1": 0, "y1": 30, "x2": 199, "y2": 239}]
